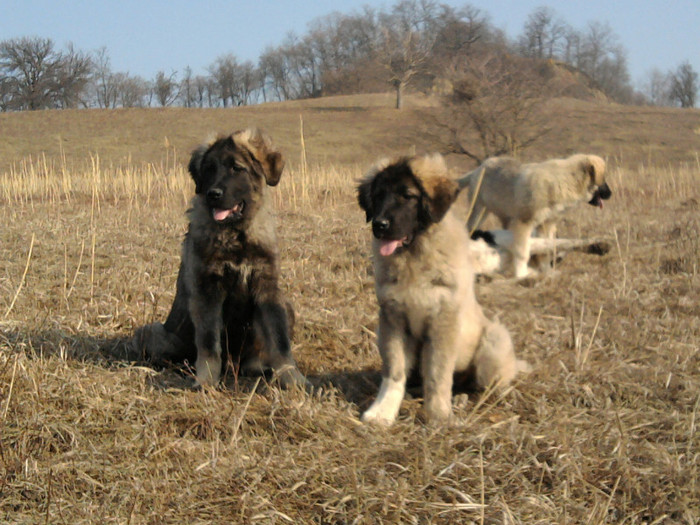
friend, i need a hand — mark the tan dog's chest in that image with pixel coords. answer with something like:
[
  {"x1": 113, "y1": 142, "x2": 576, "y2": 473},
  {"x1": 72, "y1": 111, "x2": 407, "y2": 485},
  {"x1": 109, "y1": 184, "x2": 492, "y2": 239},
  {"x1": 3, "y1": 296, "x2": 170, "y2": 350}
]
[
  {"x1": 377, "y1": 273, "x2": 454, "y2": 337},
  {"x1": 374, "y1": 238, "x2": 468, "y2": 337}
]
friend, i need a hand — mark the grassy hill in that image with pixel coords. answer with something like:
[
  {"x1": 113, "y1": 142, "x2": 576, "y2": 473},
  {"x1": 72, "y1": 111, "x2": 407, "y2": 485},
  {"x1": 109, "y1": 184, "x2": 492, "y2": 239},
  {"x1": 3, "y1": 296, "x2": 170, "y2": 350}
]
[
  {"x1": 1, "y1": 93, "x2": 699, "y2": 175},
  {"x1": 1, "y1": 94, "x2": 699, "y2": 524}
]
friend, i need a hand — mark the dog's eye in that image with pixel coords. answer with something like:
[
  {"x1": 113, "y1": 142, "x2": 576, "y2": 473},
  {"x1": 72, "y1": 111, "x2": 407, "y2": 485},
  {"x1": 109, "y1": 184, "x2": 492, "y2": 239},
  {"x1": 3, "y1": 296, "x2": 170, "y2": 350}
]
[
  {"x1": 227, "y1": 165, "x2": 248, "y2": 175},
  {"x1": 402, "y1": 193, "x2": 419, "y2": 200}
]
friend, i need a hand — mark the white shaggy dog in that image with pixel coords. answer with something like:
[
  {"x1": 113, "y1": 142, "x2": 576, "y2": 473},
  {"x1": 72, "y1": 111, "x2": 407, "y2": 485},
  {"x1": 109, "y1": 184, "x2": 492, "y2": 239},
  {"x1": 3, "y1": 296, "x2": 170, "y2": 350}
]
[{"x1": 459, "y1": 154, "x2": 611, "y2": 278}]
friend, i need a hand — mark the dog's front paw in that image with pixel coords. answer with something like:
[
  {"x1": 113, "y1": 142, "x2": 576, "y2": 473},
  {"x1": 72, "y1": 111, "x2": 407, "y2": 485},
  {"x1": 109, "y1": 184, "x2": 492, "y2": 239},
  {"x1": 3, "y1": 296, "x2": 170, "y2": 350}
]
[
  {"x1": 360, "y1": 404, "x2": 397, "y2": 425},
  {"x1": 273, "y1": 363, "x2": 311, "y2": 391},
  {"x1": 423, "y1": 398, "x2": 453, "y2": 425},
  {"x1": 514, "y1": 265, "x2": 539, "y2": 280},
  {"x1": 194, "y1": 355, "x2": 222, "y2": 388}
]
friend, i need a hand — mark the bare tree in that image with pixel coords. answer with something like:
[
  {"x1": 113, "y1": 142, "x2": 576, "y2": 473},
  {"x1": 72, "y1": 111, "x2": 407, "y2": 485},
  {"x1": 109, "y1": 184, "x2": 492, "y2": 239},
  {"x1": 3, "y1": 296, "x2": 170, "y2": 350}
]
[
  {"x1": 432, "y1": 5, "x2": 490, "y2": 60},
  {"x1": 53, "y1": 43, "x2": 93, "y2": 108},
  {"x1": 236, "y1": 61, "x2": 260, "y2": 105},
  {"x1": 592, "y1": 44, "x2": 632, "y2": 102},
  {"x1": 381, "y1": 29, "x2": 430, "y2": 109},
  {"x1": 0, "y1": 36, "x2": 92, "y2": 110},
  {"x1": 308, "y1": 8, "x2": 378, "y2": 71},
  {"x1": 153, "y1": 70, "x2": 179, "y2": 106},
  {"x1": 114, "y1": 73, "x2": 150, "y2": 107},
  {"x1": 285, "y1": 34, "x2": 323, "y2": 98},
  {"x1": 305, "y1": 8, "x2": 381, "y2": 95},
  {"x1": 438, "y1": 52, "x2": 551, "y2": 163},
  {"x1": 561, "y1": 21, "x2": 632, "y2": 102},
  {"x1": 576, "y1": 22, "x2": 615, "y2": 73},
  {"x1": 91, "y1": 47, "x2": 119, "y2": 108},
  {"x1": 641, "y1": 68, "x2": 673, "y2": 106},
  {"x1": 193, "y1": 74, "x2": 209, "y2": 107},
  {"x1": 518, "y1": 7, "x2": 566, "y2": 59},
  {"x1": 0, "y1": 76, "x2": 12, "y2": 110},
  {"x1": 182, "y1": 73, "x2": 210, "y2": 107},
  {"x1": 381, "y1": 0, "x2": 471, "y2": 108},
  {"x1": 259, "y1": 46, "x2": 292, "y2": 101},
  {"x1": 179, "y1": 66, "x2": 194, "y2": 107},
  {"x1": 377, "y1": 6, "x2": 436, "y2": 108},
  {"x1": 208, "y1": 53, "x2": 238, "y2": 107},
  {"x1": 0, "y1": 36, "x2": 57, "y2": 110},
  {"x1": 258, "y1": 34, "x2": 323, "y2": 101},
  {"x1": 670, "y1": 61, "x2": 698, "y2": 108},
  {"x1": 210, "y1": 55, "x2": 260, "y2": 106},
  {"x1": 559, "y1": 26, "x2": 580, "y2": 65},
  {"x1": 253, "y1": 2, "x2": 494, "y2": 103}
]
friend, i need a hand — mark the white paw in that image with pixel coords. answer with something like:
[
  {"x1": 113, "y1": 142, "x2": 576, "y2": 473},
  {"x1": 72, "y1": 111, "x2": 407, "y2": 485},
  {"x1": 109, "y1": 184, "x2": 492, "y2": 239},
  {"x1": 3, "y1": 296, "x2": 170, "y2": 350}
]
[
  {"x1": 514, "y1": 265, "x2": 536, "y2": 279},
  {"x1": 361, "y1": 404, "x2": 397, "y2": 425},
  {"x1": 361, "y1": 376, "x2": 405, "y2": 424},
  {"x1": 516, "y1": 359, "x2": 532, "y2": 374}
]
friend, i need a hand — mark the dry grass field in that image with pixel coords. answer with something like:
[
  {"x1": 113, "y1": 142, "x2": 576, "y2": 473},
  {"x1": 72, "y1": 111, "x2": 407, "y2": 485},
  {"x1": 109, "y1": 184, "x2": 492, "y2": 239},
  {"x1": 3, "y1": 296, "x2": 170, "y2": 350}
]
[{"x1": 1, "y1": 95, "x2": 699, "y2": 524}]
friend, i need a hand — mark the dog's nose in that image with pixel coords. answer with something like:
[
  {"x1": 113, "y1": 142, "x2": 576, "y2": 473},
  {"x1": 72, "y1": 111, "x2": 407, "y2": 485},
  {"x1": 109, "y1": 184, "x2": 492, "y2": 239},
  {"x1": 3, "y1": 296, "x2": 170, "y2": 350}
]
[
  {"x1": 207, "y1": 188, "x2": 223, "y2": 201},
  {"x1": 373, "y1": 218, "x2": 390, "y2": 232}
]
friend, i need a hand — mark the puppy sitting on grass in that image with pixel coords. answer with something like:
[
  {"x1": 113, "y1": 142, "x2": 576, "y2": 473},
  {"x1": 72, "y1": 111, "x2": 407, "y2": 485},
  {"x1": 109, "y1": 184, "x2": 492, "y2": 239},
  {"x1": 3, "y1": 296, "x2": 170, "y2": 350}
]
[
  {"x1": 357, "y1": 154, "x2": 529, "y2": 424},
  {"x1": 130, "y1": 129, "x2": 306, "y2": 390}
]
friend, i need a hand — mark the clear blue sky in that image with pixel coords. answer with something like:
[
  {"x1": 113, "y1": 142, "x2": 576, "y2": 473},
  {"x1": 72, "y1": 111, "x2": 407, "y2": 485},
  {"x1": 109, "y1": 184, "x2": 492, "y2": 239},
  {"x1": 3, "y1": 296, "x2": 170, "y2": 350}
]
[{"x1": 1, "y1": 0, "x2": 698, "y2": 88}]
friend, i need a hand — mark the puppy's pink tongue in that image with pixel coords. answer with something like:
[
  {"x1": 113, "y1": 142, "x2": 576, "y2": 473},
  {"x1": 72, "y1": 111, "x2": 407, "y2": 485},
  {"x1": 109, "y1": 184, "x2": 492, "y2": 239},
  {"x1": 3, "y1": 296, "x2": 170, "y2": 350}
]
[
  {"x1": 379, "y1": 239, "x2": 403, "y2": 256},
  {"x1": 213, "y1": 208, "x2": 232, "y2": 221}
]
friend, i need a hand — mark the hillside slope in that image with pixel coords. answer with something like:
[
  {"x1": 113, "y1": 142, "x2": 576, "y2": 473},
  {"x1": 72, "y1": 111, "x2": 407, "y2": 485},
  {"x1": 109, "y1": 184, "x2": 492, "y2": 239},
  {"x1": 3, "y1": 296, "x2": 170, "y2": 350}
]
[{"x1": 1, "y1": 93, "x2": 698, "y2": 174}]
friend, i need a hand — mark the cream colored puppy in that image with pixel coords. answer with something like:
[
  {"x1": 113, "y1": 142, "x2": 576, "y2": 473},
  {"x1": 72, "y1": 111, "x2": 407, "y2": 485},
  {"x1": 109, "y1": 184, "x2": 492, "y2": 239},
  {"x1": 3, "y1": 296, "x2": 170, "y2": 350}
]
[{"x1": 357, "y1": 154, "x2": 529, "y2": 424}]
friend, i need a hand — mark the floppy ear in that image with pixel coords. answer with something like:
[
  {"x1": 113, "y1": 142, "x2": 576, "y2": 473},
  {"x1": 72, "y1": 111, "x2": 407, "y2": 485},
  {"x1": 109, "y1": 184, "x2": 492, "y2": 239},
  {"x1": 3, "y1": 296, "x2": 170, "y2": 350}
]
[
  {"x1": 409, "y1": 154, "x2": 459, "y2": 225},
  {"x1": 583, "y1": 155, "x2": 606, "y2": 185},
  {"x1": 235, "y1": 128, "x2": 285, "y2": 186},
  {"x1": 419, "y1": 176, "x2": 460, "y2": 224},
  {"x1": 188, "y1": 144, "x2": 210, "y2": 194},
  {"x1": 357, "y1": 176, "x2": 374, "y2": 222}
]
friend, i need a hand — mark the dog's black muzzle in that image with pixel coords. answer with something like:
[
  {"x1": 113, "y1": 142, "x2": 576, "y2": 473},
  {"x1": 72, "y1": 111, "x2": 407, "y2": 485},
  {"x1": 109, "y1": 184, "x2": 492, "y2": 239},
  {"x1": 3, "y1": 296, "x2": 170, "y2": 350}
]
[
  {"x1": 372, "y1": 218, "x2": 391, "y2": 238},
  {"x1": 207, "y1": 187, "x2": 224, "y2": 207},
  {"x1": 588, "y1": 183, "x2": 612, "y2": 206}
]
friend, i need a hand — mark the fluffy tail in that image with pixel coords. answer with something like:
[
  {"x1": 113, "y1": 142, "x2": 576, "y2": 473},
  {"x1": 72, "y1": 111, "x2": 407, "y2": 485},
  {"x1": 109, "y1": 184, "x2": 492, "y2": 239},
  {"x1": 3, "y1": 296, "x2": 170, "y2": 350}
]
[{"x1": 457, "y1": 166, "x2": 481, "y2": 191}]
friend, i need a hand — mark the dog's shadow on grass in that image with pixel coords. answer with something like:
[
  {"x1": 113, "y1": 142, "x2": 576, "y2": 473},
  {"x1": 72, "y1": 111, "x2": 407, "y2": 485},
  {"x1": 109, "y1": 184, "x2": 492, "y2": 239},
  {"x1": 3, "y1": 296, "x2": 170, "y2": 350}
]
[
  {"x1": 1, "y1": 326, "x2": 192, "y2": 390},
  {"x1": 2, "y1": 327, "x2": 478, "y2": 412},
  {"x1": 308, "y1": 367, "x2": 482, "y2": 411},
  {"x1": 1, "y1": 327, "x2": 380, "y2": 407},
  {"x1": 102, "y1": 336, "x2": 464, "y2": 411},
  {"x1": 1, "y1": 326, "x2": 130, "y2": 367},
  {"x1": 309, "y1": 368, "x2": 382, "y2": 409}
]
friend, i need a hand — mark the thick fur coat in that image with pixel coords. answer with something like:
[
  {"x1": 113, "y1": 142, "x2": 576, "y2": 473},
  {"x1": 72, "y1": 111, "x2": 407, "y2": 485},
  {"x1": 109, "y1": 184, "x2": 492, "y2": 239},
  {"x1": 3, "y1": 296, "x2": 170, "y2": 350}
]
[
  {"x1": 130, "y1": 129, "x2": 306, "y2": 388},
  {"x1": 358, "y1": 154, "x2": 528, "y2": 424}
]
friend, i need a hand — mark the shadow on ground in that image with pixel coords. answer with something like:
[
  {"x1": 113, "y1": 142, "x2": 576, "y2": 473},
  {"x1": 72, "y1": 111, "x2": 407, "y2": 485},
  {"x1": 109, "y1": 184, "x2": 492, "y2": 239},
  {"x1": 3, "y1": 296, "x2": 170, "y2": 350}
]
[{"x1": 1, "y1": 326, "x2": 482, "y2": 413}]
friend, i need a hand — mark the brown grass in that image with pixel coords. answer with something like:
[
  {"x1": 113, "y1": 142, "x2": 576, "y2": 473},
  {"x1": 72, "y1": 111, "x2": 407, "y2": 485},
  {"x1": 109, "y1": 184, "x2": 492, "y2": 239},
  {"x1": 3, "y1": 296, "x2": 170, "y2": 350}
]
[{"x1": 1, "y1": 95, "x2": 699, "y2": 524}]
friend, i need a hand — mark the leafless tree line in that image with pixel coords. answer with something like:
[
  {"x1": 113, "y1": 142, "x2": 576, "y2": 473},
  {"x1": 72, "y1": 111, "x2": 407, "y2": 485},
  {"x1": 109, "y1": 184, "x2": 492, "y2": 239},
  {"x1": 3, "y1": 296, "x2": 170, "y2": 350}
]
[
  {"x1": 642, "y1": 62, "x2": 698, "y2": 108},
  {"x1": 518, "y1": 7, "x2": 632, "y2": 102},
  {"x1": 517, "y1": 6, "x2": 697, "y2": 108},
  {"x1": 0, "y1": 2, "x2": 697, "y2": 112}
]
